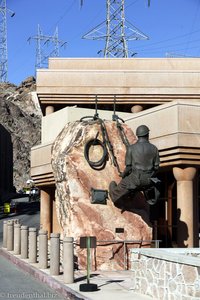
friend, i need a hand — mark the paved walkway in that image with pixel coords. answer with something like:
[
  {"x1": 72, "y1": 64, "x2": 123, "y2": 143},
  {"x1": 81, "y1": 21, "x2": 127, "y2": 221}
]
[
  {"x1": 68, "y1": 270, "x2": 153, "y2": 300},
  {"x1": 0, "y1": 248, "x2": 153, "y2": 300},
  {"x1": 0, "y1": 254, "x2": 65, "y2": 300}
]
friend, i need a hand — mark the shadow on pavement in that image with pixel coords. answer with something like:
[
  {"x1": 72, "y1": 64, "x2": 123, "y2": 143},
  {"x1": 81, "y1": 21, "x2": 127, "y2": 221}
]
[
  {"x1": 98, "y1": 279, "x2": 124, "y2": 288},
  {"x1": 74, "y1": 273, "x2": 100, "y2": 283}
]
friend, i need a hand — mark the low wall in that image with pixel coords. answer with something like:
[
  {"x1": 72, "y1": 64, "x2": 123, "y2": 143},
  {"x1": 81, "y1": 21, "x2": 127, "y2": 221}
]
[{"x1": 131, "y1": 248, "x2": 200, "y2": 299}]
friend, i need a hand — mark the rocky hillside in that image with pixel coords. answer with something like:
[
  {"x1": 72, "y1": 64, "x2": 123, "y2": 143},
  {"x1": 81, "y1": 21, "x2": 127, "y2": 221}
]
[{"x1": 0, "y1": 77, "x2": 42, "y2": 191}]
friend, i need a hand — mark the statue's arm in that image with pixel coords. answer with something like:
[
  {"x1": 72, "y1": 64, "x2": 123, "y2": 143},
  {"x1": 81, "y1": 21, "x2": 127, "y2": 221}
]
[
  {"x1": 153, "y1": 148, "x2": 160, "y2": 173},
  {"x1": 121, "y1": 146, "x2": 132, "y2": 178}
]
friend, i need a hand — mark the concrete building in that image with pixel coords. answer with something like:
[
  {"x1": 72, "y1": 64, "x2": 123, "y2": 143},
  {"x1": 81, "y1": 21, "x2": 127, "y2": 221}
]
[{"x1": 31, "y1": 58, "x2": 200, "y2": 247}]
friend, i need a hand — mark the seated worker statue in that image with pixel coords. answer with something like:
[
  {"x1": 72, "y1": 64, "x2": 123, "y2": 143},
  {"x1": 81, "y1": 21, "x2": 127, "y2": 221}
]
[{"x1": 109, "y1": 125, "x2": 160, "y2": 206}]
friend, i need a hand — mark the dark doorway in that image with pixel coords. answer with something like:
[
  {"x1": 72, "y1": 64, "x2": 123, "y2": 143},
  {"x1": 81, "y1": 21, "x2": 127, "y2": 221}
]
[
  {"x1": 150, "y1": 170, "x2": 176, "y2": 247},
  {"x1": 0, "y1": 124, "x2": 13, "y2": 204}
]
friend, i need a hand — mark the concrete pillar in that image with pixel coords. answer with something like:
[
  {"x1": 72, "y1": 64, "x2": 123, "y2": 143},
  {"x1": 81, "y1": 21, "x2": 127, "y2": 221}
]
[
  {"x1": 52, "y1": 199, "x2": 62, "y2": 233},
  {"x1": 7, "y1": 220, "x2": 14, "y2": 251},
  {"x1": 131, "y1": 105, "x2": 143, "y2": 113},
  {"x1": 50, "y1": 233, "x2": 60, "y2": 275},
  {"x1": 14, "y1": 223, "x2": 21, "y2": 255},
  {"x1": 21, "y1": 226, "x2": 28, "y2": 259},
  {"x1": 63, "y1": 237, "x2": 74, "y2": 284},
  {"x1": 45, "y1": 105, "x2": 54, "y2": 115},
  {"x1": 29, "y1": 228, "x2": 37, "y2": 263},
  {"x1": 3, "y1": 220, "x2": 7, "y2": 248},
  {"x1": 40, "y1": 189, "x2": 52, "y2": 237},
  {"x1": 173, "y1": 167, "x2": 196, "y2": 247},
  {"x1": 39, "y1": 230, "x2": 48, "y2": 269}
]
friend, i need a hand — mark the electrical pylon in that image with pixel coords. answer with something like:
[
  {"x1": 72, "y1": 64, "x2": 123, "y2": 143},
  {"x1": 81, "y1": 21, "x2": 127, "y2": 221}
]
[
  {"x1": 82, "y1": 0, "x2": 149, "y2": 57},
  {"x1": 0, "y1": 0, "x2": 14, "y2": 82},
  {"x1": 28, "y1": 25, "x2": 67, "y2": 72}
]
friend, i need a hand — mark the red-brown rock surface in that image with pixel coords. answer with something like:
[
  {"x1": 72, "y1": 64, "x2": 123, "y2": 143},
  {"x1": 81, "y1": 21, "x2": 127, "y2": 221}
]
[{"x1": 51, "y1": 119, "x2": 152, "y2": 270}]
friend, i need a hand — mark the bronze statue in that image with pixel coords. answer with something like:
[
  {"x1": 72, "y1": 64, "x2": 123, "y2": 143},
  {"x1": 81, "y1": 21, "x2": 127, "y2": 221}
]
[{"x1": 109, "y1": 125, "x2": 160, "y2": 206}]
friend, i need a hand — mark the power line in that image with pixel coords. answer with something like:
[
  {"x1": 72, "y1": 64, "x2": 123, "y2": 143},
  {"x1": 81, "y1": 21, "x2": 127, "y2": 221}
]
[
  {"x1": 165, "y1": 52, "x2": 198, "y2": 58},
  {"x1": 133, "y1": 28, "x2": 200, "y2": 50},
  {"x1": 47, "y1": 0, "x2": 76, "y2": 34},
  {"x1": 183, "y1": 0, "x2": 200, "y2": 56},
  {"x1": 135, "y1": 36, "x2": 200, "y2": 54},
  {"x1": 132, "y1": 43, "x2": 200, "y2": 57}
]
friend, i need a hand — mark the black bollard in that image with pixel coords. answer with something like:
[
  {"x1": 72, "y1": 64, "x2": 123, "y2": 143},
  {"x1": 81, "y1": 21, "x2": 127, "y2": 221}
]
[{"x1": 79, "y1": 236, "x2": 98, "y2": 292}]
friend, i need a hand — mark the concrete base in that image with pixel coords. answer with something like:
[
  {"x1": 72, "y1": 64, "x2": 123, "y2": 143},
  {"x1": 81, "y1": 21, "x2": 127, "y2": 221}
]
[
  {"x1": 79, "y1": 283, "x2": 98, "y2": 292},
  {"x1": 0, "y1": 247, "x2": 152, "y2": 300}
]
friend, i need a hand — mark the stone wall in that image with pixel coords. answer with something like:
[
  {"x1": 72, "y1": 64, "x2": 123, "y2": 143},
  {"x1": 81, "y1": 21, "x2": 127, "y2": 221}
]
[{"x1": 131, "y1": 248, "x2": 200, "y2": 299}]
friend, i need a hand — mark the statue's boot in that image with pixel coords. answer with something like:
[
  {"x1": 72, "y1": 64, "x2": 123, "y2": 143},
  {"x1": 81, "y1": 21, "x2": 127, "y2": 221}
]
[{"x1": 109, "y1": 181, "x2": 128, "y2": 208}]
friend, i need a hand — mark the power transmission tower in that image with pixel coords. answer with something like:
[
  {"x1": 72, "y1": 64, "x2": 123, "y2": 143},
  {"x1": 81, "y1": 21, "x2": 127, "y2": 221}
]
[
  {"x1": 82, "y1": 0, "x2": 149, "y2": 57},
  {"x1": 28, "y1": 25, "x2": 67, "y2": 72},
  {"x1": 0, "y1": 0, "x2": 15, "y2": 82}
]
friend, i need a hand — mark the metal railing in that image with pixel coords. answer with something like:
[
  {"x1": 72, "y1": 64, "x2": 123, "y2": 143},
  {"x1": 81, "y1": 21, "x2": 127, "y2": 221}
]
[{"x1": 75, "y1": 239, "x2": 162, "y2": 271}]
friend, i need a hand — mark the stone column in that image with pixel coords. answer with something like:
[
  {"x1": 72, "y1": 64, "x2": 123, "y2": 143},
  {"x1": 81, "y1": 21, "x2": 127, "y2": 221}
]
[
  {"x1": 52, "y1": 199, "x2": 62, "y2": 233},
  {"x1": 131, "y1": 105, "x2": 143, "y2": 113},
  {"x1": 14, "y1": 223, "x2": 21, "y2": 255},
  {"x1": 173, "y1": 167, "x2": 196, "y2": 247},
  {"x1": 39, "y1": 230, "x2": 48, "y2": 269},
  {"x1": 50, "y1": 233, "x2": 60, "y2": 275},
  {"x1": 21, "y1": 226, "x2": 28, "y2": 259},
  {"x1": 45, "y1": 105, "x2": 54, "y2": 115},
  {"x1": 63, "y1": 237, "x2": 74, "y2": 284},
  {"x1": 3, "y1": 220, "x2": 7, "y2": 248},
  {"x1": 29, "y1": 228, "x2": 37, "y2": 263},
  {"x1": 40, "y1": 189, "x2": 52, "y2": 237},
  {"x1": 7, "y1": 220, "x2": 14, "y2": 251}
]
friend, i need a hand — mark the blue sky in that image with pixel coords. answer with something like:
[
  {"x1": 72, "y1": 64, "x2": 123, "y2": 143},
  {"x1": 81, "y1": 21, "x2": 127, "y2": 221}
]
[{"x1": 6, "y1": 0, "x2": 200, "y2": 85}]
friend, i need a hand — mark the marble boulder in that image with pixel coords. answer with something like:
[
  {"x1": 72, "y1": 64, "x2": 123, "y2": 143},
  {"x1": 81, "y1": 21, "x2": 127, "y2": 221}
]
[{"x1": 51, "y1": 119, "x2": 152, "y2": 270}]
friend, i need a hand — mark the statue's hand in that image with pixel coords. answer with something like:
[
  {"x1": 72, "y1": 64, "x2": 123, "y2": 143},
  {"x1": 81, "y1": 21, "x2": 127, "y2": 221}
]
[{"x1": 120, "y1": 166, "x2": 131, "y2": 178}]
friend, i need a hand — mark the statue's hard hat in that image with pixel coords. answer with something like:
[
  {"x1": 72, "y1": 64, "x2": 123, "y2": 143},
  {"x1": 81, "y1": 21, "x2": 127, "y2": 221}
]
[{"x1": 136, "y1": 125, "x2": 150, "y2": 137}]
